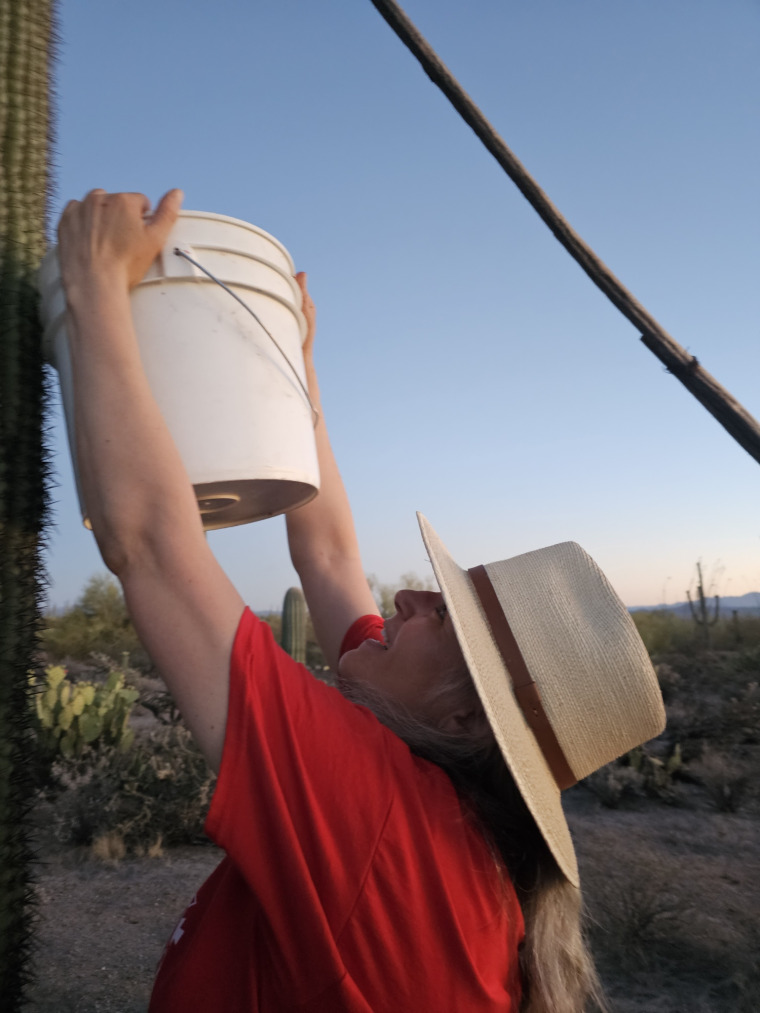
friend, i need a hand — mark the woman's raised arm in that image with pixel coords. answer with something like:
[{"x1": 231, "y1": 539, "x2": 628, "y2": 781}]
[
  {"x1": 59, "y1": 189, "x2": 244, "y2": 772},
  {"x1": 285, "y1": 274, "x2": 380, "y2": 673}
]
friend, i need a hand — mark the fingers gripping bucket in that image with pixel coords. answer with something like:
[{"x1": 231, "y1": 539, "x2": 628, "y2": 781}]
[{"x1": 38, "y1": 211, "x2": 320, "y2": 530}]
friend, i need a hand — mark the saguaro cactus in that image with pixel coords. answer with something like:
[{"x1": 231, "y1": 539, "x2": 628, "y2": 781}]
[
  {"x1": 686, "y1": 561, "x2": 720, "y2": 647},
  {"x1": 0, "y1": 0, "x2": 56, "y2": 1004},
  {"x1": 281, "y1": 587, "x2": 307, "y2": 665}
]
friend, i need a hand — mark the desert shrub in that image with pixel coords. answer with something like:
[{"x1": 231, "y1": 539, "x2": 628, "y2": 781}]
[
  {"x1": 91, "y1": 831, "x2": 128, "y2": 863},
  {"x1": 651, "y1": 644, "x2": 760, "y2": 756},
  {"x1": 632, "y1": 609, "x2": 696, "y2": 654},
  {"x1": 711, "y1": 614, "x2": 760, "y2": 651},
  {"x1": 47, "y1": 725, "x2": 216, "y2": 853},
  {"x1": 133, "y1": 674, "x2": 183, "y2": 726},
  {"x1": 628, "y1": 743, "x2": 685, "y2": 801},
  {"x1": 733, "y1": 644, "x2": 760, "y2": 674},
  {"x1": 633, "y1": 609, "x2": 760, "y2": 658},
  {"x1": 575, "y1": 814, "x2": 760, "y2": 1010},
  {"x1": 40, "y1": 574, "x2": 150, "y2": 669},
  {"x1": 691, "y1": 746, "x2": 752, "y2": 813},
  {"x1": 584, "y1": 764, "x2": 644, "y2": 808},
  {"x1": 654, "y1": 662, "x2": 681, "y2": 703},
  {"x1": 584, "y1": 744, "x2": 685, "y2": 808},
  {"x1": 666, "y1": 678, "x2": 760, "y2": 753},
  {"x1": 722, "y1": 681, "x2": 760, "y2": 746},
  {"x1": 662, "y1": 702, "x2": 707, "y2": 764},
  {"x1": 586, "y1": 847, "x2": 692, "y2": 967}
]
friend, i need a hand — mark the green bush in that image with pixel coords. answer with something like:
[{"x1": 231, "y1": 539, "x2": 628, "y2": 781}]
[
  {"x1": 691, "y1": 746, "x2": 753, "y2": 813},
  {"x1": 40, "y1": 574, "x2": 148, "y2": 667},
  {"x1": 711, "y1": 615, "x2": 760, "y2": 651},
  {"x1": 642, "y1": 642, "x2": 758, "y2": 747},
  {"x1": 592, "y1": 858, "x2": 691, "y2": 964},
  {"x1": 631, "y1": 610, "x2": 696, "y2": 655},
  {"x1": 583, "y1": 764, "x2": 643, "y2": 808},
  {"x1": 632, "y1": 609, "x2": 760, "y2": 656},
  {"x1": 583, "y1": 744, "x2": 684, "y2": 808}
]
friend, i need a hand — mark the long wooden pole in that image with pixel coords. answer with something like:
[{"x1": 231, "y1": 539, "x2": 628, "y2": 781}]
[{"x1": 368, "y1": 0, "x2": 760, "y2": 466}]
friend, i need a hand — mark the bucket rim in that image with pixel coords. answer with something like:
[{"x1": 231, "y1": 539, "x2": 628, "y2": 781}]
[
  {"x1": 177, "y1": 210, "x2": 297, "y2": 271},
  {"x1": 161, "y1": 244, "x2": 303, "y2": 302},
  {"x1": 37, "y1": 209, "x2": 299, "y2": 280},
  {"x1": 38, "y1": 242, "x2": 299, "y2": 299}
]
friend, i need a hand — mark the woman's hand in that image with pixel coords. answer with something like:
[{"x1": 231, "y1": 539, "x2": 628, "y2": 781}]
[{"x1": 58, "y1": 188, "x2": 183, "y2": 295}]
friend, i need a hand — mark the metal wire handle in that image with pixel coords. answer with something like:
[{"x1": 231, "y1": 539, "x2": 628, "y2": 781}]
[{"x1": 172, "y1": 247, "x2": 319, "y2": 427}]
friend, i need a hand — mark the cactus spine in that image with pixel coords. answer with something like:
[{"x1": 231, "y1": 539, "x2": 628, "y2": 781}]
[
  {"x1": 281, "y1": 587, "x2": 307, "y2": 664},
  {"x1": 0, "y1": 0, "x2": 55, "y2": 1003}
]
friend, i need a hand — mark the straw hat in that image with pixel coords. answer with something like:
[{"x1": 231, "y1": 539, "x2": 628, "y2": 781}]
[{"x1": 417, "y1": 513, "x2": 666, "y2": 887}]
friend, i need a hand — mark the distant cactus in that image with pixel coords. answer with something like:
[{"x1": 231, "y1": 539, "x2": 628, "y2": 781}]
[
  {"x1": 665, "y1": 743, "x2": 683, "y2": 778},
  {"x1": 626, "y1": 743, "x2": 682, "y2": 798},
  {"x1": 30, "y1": 665, "x2": 139, "y2": 760},
  {"x1": 686, "y1": 562, "x2": 720, "y2": 647},
  {"x1": 281, "y1": 587, "x2": 307, "y2": 664}
]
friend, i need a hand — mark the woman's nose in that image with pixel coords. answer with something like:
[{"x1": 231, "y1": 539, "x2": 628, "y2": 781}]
[
  {"x1": 394, "y1": 589, "x2": 440, "y2": 617},
  {"x1": 394, "y1": 589, "x2": 413, "y2": 616}
]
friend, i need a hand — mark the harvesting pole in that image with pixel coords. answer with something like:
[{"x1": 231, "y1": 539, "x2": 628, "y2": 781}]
[{"x1": 367, "y1": 0, "x2": 760, "y2": 466}]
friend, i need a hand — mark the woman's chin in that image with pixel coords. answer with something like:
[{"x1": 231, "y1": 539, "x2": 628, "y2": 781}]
[{"x1": 337, "y1": 638, "x2": 386, "y2": 681}]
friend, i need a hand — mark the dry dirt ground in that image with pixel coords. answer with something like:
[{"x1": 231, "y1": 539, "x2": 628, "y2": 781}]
[
  {"x1": 26, "y1": 842, "x2": 221, "y2": 1012},
  {"x1": 24, "y1": 790, "x2": 760, "y2": 1012}
]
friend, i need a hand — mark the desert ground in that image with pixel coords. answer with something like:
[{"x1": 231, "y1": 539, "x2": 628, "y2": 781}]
[{"x1": 24, "y1": 784, "x2": 760, "y2": 1012}]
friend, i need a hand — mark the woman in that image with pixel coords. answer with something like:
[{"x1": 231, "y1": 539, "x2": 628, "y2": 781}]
[{"x1": 57, "y1": 189, "x2": 665, "y2": 1012}]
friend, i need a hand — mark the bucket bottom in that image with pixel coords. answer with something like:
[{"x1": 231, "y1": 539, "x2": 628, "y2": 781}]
[
  {"x1": 80, "y1": 478, "x2": 318, "y2": 531},
  {"x1": 194, "y1": 478, "x2": 318, "y2": 530}
]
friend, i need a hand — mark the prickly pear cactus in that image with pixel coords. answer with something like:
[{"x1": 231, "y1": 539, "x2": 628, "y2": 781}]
[
  {"x1": 0, "y1": 0, "x2": 56, "y2": 1003},
  {"x1": 31, "y1": 666, "x2": 139, "y2": 760},
  {"x1": 281, "y1": 587, "x2": 307, "y2": 665}
]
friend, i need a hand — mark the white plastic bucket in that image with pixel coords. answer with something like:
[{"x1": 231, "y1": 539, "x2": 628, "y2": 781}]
[{"x1": 38, "y1": 210, "x2": 320, "y2": 530}]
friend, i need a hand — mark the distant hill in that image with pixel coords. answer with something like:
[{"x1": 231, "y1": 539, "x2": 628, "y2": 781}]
[{"x1": 630, "y1": 592, "x2": 760, "y2": 618}]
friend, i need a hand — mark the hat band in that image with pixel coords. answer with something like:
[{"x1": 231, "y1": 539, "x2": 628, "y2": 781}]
[{"x1": 467, "y1": 565, "x2": 577, "y2": 791}]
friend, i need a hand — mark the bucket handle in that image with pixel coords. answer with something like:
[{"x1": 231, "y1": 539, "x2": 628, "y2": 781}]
[{"x1": 173, "y1": 247, "x2": 319, "y2": 428}]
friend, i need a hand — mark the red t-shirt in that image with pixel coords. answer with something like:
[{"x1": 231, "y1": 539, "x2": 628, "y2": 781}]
[{"x1": 150, "y1": 608, "x2": 524, "y2": 1012}]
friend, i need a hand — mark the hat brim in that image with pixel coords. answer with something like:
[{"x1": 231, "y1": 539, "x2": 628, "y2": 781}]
[{"x1": 417, "y1": 512, "x2": 579, "y2": 887}]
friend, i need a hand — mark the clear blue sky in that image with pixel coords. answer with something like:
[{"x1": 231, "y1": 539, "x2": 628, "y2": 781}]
[{"x1": 45, "y1": 0, "x2": 760, "y2": 612}]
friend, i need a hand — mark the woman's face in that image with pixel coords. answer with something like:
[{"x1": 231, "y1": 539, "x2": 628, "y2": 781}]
[{"x1": 337, "y1": 589, "x2": 468, "y2": 724}]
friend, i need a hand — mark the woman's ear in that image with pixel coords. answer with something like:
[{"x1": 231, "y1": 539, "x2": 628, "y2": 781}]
[{"x1": 437, "y1": 706, "x2": 492, "y2": 738}]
